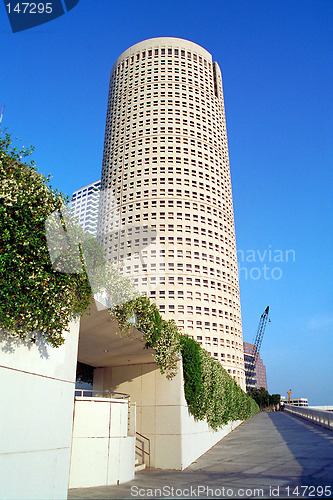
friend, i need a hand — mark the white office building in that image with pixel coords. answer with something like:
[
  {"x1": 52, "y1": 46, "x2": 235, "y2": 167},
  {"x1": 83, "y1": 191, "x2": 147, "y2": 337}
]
[{"x1": 72, "y1": 180, "x2": 101, "y2": 236}]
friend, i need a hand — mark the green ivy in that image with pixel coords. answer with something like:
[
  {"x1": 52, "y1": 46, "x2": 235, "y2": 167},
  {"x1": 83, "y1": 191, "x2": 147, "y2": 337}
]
[
  {"x1": 113, "y1": 296, "x2": 259, "y2": 429},
  {"x1": 179, "y1": 340, "x2": 259, "y2": 429},
  {"x1": 112, "y1": 296, "x2": 180, "y2": 379},
  {"x1": 179, "y1": 335, "x2": 202, "y2": 414}
]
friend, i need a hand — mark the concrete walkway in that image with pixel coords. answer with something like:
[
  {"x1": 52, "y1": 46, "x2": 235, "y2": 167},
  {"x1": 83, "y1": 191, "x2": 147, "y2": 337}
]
[{"x1": 68, "y1": 412, "x2": 333, "y2": 499}]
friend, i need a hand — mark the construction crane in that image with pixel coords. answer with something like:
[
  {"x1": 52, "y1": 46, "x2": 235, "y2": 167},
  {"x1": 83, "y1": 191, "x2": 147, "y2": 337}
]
[
  {"x1": 287, "y1": 389, "x2": 292, "y2": 403},
  {"x1": 0, "y1": 105, "x2": 4, "y2": 127},
  {"x1": 246, "y1": 306, "x2": 270, "y2": 392}
]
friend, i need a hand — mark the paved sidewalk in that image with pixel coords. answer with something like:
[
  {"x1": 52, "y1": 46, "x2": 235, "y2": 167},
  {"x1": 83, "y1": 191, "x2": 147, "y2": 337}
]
[{"x1": 68, "y1": 412, "x2": 333, "y2": 499}]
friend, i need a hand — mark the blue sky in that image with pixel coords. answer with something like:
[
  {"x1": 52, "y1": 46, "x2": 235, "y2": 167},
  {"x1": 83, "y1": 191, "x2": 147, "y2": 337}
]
[{"x1": 1, "y1": 0, "x2": 332, "y2": 405}]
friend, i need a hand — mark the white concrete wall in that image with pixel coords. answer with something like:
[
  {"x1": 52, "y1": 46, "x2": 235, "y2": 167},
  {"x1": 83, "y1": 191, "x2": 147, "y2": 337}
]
[
  {"x1": 69, "y1": 397, "x2": 135, "y2": 488},
  {"x1": 94, "y1": 359, "x2": 242, "y2": 470},
  {"x1": 0, "y1": 320, "x2": 80, "y2": 500}
]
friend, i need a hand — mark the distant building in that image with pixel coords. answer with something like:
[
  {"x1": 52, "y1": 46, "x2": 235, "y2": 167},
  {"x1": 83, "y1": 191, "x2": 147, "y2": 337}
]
[
  {"x1": 244, "y1": 341, "x2": 267, "y2": 391},
  {"x1": 72, "y1": 180, "x2": 101, "y2": 236},
  {"x1": 281, "y1": 396, "x2": 308, "y2": 407}
]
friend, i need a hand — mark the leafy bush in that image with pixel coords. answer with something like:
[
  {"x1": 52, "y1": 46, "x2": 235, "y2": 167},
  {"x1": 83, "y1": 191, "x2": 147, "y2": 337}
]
[{"x1": 0, "y1": 132, "x2": 92, "y2": 347}]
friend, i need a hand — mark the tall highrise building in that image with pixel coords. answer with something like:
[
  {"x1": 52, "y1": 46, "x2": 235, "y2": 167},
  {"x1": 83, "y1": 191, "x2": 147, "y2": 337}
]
[
  {"x1": 72, "y1": 180, "x2": 101, "y2": 236},
  {"x1": 244, "y1": 342, "x2": 268, "y2": 391},
  {"x1": 97, "y1": 37, "x2": 246, "y2": 389}
]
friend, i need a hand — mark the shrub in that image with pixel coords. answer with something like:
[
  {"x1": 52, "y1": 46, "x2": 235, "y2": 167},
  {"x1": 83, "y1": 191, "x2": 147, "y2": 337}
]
[{"x1": 0, "y1": 132, "x2": 92, "y2": 347}]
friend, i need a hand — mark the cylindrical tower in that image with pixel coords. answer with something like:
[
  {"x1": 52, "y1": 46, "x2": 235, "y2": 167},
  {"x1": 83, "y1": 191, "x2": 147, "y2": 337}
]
[{"x1": 98, "y1": 37, "x2": 246, "y2": 390}]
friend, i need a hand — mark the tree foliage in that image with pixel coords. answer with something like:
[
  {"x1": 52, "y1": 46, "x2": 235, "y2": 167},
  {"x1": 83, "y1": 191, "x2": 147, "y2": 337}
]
[
  {"x1": 248, "y1": 387, "x2": 281, "y2": 409},
  {"x1": 0, "y1": 131, "x2": 92, "y2": 346}
]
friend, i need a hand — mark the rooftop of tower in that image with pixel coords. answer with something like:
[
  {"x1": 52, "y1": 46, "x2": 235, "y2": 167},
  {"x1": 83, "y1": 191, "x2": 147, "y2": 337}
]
[{"x1": 112, "y1": 37, "x2": 213, "y2": 72}]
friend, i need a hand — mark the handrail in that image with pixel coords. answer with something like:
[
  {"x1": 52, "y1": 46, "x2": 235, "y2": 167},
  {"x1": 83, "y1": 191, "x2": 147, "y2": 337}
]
[
  {"x1": 284, "y1": 404, "x2": 333, "y2": 431},
  {"x1": 74, "y1": 389, "x2": 130, "y2": 401},
  {"x1": 135, "y1": 432, "x2": 150, "y2": 469}
]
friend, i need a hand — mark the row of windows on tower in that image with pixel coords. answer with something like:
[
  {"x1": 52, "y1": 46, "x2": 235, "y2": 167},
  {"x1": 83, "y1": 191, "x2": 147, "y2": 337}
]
[
  {"x1": 100, "y1": 197, "x2": 232, "y2": 219},
  {"x1": 114, "y1": 57, "x2": 212, "y2": 80},
  {"x1": 116, "y1": 46, "x2": 210, "y2": 66},
  {"x1": 105, "y1": 119, "x2": 223, "y2": 140},
  {"x1": 110, "y1": 80, "x2": 216, "y2": 100},
  {"x1": 99, "y1": 229, "x2": 237, "y2": 252},
  {"x1": 103, "y1": 218, "x2": 235, "y2": 242},
  {"x1": 102, "y1": 211, "x2": 234, "y2": 233},
  {"x1": 135, "y1": 287, "x2": 240, "y2": 305},
  {"x1": 101, "y1": 223, "x2": 236, "y2": 249},
  {"x1": 107, "y1": 105, "x2": 222, "y2": 130},
  {"x1": 115, "y1": 66, "x2": 212, "y2": 85},
  {"x1": 100, "y1": 225, "x2": 235, "y2": 254},
  {"x1": 107, "y1": 246, "x2": 236, "y2": 265},
  {"x1": 106, "y1": 121, "x2": 223, "y2": 143},
  {"x1": 125, "y1": 267, "x2": 238, "y2": 288},
  {"x1": 108, "y1": 117, "x2": 222, "y2": 139},
  {"x1": 109, "y1": 84, "x2": 221, "y2": 113},
  {"x1": 127, "y1": 277, "x2": 240, "y2": 309},
  {"x1": 111, "y1": 93, "x2": 217, "y2": 113},
  {"x1": 106, "y1": 181, "x2": 231, "y2": 205},
  {"x1": 167, "y1": 314, "x2": 241, "y2": 333},
  {"x1": 103, "y1": 160, "x2": 230, "y2": 186},
  {"x1": 112, "y1": 89, "x2": 216, "y2": 109},
  {"x1": 116, "y1": 50, "x2": 211, "y2": 72},
  {"x1": 107, "y1": 150, "x2": 225, "y2": 170},
  {"x1": 128, "y1": 272, "x2": 239, "y2": 292},
  {"x1": 112, "y1": 75, "x2": 214, "y2": 95},
  {"x1": 101, "y1": 192, "x2": 233, "y2": 218},
  {"x1": 113, "y1": 61, "x2": 213, "y2": 85},
  {"x1": 118, "y1": 261, "x2": 237, "y2": 286},
  {"x1": 106, "y1": 134, "x2": 226, "y2": 157},
  {"x1": 103, "y1": 160, "x2": 230, "y2": 184},
  {"x1": 132, "y1": 298, "x2": 240, "y2": 320},
  {"x1": 114, "y1": 244, "x2": 236, "y2": 262}
]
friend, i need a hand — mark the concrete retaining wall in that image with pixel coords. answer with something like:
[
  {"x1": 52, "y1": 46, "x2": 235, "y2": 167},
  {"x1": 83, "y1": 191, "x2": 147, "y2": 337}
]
[
  {"x1": 69, "y1": 397, "x2": 135, "y2": 488},
  {"x1": 0, "y1": 320, "x2": 80, "y2": 500},
  {"x1": 94, "y1": 359, "x2": 242, "y2": 470}
]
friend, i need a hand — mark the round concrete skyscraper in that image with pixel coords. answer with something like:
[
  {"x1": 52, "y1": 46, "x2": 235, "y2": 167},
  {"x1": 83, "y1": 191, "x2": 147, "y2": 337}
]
[{"x1": 98, "y1": 37, "x2": 246, "y2": 390}]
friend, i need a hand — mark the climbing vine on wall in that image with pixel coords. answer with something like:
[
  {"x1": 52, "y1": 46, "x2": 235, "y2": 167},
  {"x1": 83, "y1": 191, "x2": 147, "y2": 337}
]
[
  {"x1": 112, "y1": 296, "x2": 180, "y2": 380},
  {"x1": 180, "y1": 335, "x2": 259, "y2": 430},
  {"x1": 113, "y1": 297, "x2": 259, "y2": 429}
]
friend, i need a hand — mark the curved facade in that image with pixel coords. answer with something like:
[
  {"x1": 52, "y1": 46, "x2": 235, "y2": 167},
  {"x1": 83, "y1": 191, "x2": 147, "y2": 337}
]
[{"x1": 98, "y1": 37, "x2": 245, "y2": 390}]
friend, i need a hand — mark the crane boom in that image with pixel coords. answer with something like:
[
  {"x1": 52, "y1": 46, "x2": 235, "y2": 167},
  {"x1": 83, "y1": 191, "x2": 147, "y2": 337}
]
[
  {"x1": 246, "y1": 306, "x2": 269, "y2": 391},
  {"x1": 0, "y1": 105, "x2": 4, "y2": 126}
]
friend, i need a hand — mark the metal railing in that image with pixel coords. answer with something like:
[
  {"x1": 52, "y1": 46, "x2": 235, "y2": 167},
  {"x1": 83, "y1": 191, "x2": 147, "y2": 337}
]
[
  {"x1": 75, "y1": 389, "x2": 130, "y2": 401},
  {"x1": 135, "y1": 432, "x2": 150, "y2": 469},
  {"x1": 284, "y1": 404, "x2": 333, "y2": 431}
]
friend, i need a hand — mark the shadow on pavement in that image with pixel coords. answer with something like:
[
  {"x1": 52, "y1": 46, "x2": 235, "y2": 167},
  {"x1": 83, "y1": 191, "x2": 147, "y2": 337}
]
[{"x1": 266, "y1": 411, "x2": 333, "y2": 492}]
